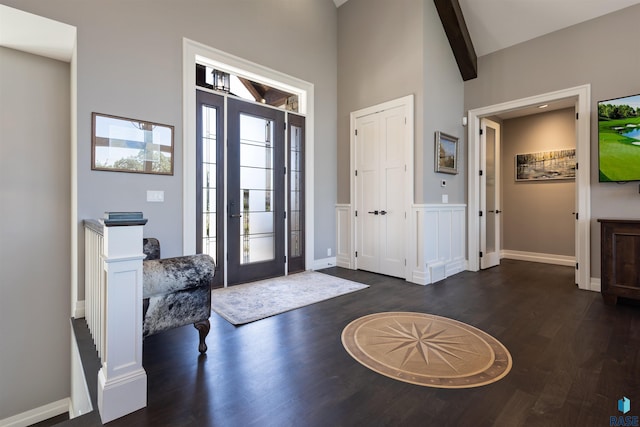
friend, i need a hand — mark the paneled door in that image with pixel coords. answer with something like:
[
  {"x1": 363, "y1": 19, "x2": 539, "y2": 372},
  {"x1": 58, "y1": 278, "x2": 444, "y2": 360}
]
[
  {"x1": 227, "y1": 98, "x2": 285, "y2": 284},
  {"x1": 480, "y1": 118, "x2": 501, "y2": 269},
  {"x1": 355, "y1": 105, "x2": 406, "y2": 278}
]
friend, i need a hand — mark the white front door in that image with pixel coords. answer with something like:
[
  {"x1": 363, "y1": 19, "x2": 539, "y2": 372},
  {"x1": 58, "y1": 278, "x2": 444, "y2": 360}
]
[
  {"x1": 480, "y1": 118, "x2": 501, "y2": 269},
  {"x1": 355, "y1": 106, "x2": 406, "y2": 278}
]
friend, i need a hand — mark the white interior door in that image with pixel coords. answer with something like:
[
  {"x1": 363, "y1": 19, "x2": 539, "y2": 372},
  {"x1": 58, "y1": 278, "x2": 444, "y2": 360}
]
[
  {"x1": 355, "y1": 106, "x2": 406, "y2": 278},
  {"x1": 480, "y1": 118, "x2": 501, "y2": 269}
]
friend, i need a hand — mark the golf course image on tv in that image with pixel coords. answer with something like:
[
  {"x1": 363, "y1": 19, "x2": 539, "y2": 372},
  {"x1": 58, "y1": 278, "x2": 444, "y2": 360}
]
[{"x1": 598, "y1": 94, "x2": 640, "y2": 182}]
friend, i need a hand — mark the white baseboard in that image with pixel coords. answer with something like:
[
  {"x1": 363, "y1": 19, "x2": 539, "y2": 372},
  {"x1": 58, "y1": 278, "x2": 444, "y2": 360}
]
[
  {"x1": 312, "y1": 257, "x2": 337, "y2": 270},
  {"x1": 73, "y1": 299, "x2": 85, "y2": 318},
  {"x1": 410, "y1": 270, "x2": 429, "y2": 286},
  {"x1": 336, "y1": 255, "x2": 352, "y2": 269},
  {"x1": 0, "y1": 398, "x2": 69, "y2": 427},
  {"x1": 590, "y1": 278, "x2": 601, "y2": 293},
  {"x1": 501, "y1": 250, "x2": 575, "y2": 267}
]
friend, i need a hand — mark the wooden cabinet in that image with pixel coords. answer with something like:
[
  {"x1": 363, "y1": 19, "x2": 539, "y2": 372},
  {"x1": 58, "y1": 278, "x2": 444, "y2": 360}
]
[{"x1": 598, "y1": 219, "x2": 640, "y2": 305}]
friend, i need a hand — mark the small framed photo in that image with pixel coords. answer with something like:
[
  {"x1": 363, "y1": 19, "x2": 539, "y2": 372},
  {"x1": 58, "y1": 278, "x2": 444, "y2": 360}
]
[
  {"x1": 92, "y1": 112, "x2": 174, "y2": 175},
  {"x1": 435, "y1": 131, "x2": 459, "y2": 174}
]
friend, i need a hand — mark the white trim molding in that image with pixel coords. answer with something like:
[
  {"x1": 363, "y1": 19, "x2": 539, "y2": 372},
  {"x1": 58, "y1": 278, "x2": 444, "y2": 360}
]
[
  {"x1": 501, "y1": 250, "x2": 575, "y2": 267},
  {"x1": 0, "y1": 398, "x2": 69, "y2": 427},
  {"x1": 72, "y1": 299, "x2": 85, "y2": 319},
  {"x1": 312, "y1": 257, "x2": 337, "y2": 270},
  {"x1": 410, "y1": 204, "x2": 466, "y2": 285},
  {"x1": 335, "y1": 204, "x2": 353, "y2": 269},
  {"x1": 590, "y1": 278, "x2": 601, "y2": 293}
]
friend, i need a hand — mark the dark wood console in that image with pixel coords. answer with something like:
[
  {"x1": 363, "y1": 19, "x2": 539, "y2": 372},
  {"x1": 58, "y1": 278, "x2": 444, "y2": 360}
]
[{"x1": 598, "y1": 219, "x2": 640, "y2": 305}]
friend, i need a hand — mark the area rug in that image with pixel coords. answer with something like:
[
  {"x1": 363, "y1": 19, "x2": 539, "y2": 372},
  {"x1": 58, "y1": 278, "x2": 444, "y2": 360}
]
[
  {"x1": 341, "y1": 312, "x2": 512, "y2": 388},
  {"x1": 211, "y1": 271, "x2": 369, "y2": 325}
]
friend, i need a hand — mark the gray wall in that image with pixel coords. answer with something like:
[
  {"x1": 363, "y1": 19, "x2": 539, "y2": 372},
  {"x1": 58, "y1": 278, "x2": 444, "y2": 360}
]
[
  {"x1": 501, "y1": 109, "x2": 575, "y2": 256},
  {"x1": 0, "y1": 47, "x2": 71, "y2": 419},
  {"x1": 464, "y1": 4, "x2": 640, "y2": 278},
  {"x1": 337, "y1": 0, "x2": 464, "y2": 204},
  {"x1": 0, "y1": 0, "x2": 338, "y2": 300}
]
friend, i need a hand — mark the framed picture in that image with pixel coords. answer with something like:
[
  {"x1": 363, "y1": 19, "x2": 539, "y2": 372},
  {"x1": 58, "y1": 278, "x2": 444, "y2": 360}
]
[
  {"x1": 435, "y1": 131, "x2": 459, "y2": 174},
  {"x1": 92, "y1": 112, "x2": 174, "y2": 175},
  {"x1": 515, "y1": 149, "x2": 576, "y2": 181}
]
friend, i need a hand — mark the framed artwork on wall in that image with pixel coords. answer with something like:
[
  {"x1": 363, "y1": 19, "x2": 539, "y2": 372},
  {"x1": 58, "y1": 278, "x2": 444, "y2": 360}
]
[
  {"x1": 92, "y1": 112, "x2": 174, "y2": 175},
  {"x1": 435, "y1": 131, "x2": 459, "y2": 174},
  {"x1": 515, "y1": 149, "x2": 576, "y2": 181}
]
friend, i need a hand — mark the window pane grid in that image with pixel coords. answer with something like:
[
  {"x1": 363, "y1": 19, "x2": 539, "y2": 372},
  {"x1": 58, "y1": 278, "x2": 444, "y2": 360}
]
[
  {"x1": 240, "y1": 113, "x2": 275, "y2": 265},
  {"x1": 201, "y1": 105, "x2": 218, "y2": 261},
  {"x1": 290, "y1": 125, "x2": 303, "y2": 258}
]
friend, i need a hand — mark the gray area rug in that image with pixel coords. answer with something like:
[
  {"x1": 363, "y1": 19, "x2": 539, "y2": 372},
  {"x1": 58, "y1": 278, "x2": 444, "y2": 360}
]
[{"x1": 211, "y1": 271, "x2": 369, "y2": 325}]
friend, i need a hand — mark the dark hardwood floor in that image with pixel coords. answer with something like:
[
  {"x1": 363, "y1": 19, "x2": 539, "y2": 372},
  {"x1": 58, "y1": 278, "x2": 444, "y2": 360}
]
[{"x1": 66, "y1": 260, "x2": 640, "y2": 426}]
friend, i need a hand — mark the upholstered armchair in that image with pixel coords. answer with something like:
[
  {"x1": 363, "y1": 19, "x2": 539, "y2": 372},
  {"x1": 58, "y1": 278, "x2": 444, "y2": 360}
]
[{"x1": 142, "y1": 238, "x2": 215, "y2": 353}]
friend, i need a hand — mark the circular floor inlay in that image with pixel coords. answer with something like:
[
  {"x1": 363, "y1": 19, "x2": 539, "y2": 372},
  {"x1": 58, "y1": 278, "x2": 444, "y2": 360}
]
[{"x1": 341, "y1": 312, "x2": 512, "y2": 388}]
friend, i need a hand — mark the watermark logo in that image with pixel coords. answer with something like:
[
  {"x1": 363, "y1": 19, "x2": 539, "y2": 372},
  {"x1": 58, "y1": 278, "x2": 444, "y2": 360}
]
[{"x1": 610, "y1": 397, "x2": 639, "y2": 427}]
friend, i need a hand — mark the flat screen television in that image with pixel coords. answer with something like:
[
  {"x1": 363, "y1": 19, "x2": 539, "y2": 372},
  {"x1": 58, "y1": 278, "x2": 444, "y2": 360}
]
[{"x1": 598, "y1": 93, "x2": 640, "y2": 182}]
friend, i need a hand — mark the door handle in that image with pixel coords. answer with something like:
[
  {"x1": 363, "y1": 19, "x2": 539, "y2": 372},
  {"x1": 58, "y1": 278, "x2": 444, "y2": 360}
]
[
  {"x1": 495, "y1": 210, "x2": 502, "y2": 214},
  {"x1": 380, "y1": 210, "x2": 387, "y2": 215},
  {"x1": 229, "y1": 213, "x2": 242, "y2": 218},
  {"x1": 488, "y1": 210, "x2": 495, "y2": 213},
  {"x1": 368, "y1": 210, "x2": 379, "y2": 215}
]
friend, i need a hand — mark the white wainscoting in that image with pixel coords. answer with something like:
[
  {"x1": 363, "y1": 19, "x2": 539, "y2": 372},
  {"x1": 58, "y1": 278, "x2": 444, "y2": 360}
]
[
  {"x1": 336, "y1": 203, "x2": 466, "y2": 285},
  {"x1": 410, "y1": 204, "x2": 466, "y2": 285},
  {"x1": 335, "y1": 204, "x2": 353, "y2": 269}
]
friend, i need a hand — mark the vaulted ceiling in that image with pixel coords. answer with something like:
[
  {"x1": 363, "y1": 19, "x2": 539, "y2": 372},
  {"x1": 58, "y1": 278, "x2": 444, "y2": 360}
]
[{"x1": 335, "y1": 0, "x2": 640, "y2": 57}]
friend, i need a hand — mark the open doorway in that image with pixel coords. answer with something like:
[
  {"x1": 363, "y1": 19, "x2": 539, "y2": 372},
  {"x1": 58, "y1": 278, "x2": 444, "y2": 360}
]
[
  {"x1": 468, "y1": 85, "x2": 591, "y2": 290},
  {"x1": 480, "y1": 105, "x2": 577, "y2": 272}
]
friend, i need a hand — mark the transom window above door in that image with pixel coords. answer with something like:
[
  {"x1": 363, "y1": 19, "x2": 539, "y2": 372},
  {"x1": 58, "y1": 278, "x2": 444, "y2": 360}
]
[{"x1": 196, "y1": 64, "x2": 299, "y2": 112}]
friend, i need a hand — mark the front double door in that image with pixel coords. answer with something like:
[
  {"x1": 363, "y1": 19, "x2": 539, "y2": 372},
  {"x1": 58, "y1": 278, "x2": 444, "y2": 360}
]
[{"x1": 197, "y1": 91, "x2": 303, "y2": 286}]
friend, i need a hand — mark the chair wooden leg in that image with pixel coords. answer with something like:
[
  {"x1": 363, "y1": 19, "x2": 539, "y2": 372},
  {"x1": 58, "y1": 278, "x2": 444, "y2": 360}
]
[{"x1": 194, "y1": 319, "x2": 210, "y2": 353}]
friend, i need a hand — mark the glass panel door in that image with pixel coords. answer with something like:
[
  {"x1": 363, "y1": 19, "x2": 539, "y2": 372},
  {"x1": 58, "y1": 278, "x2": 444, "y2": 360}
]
[
  {"x1": 196, "y1": 90, "x2": 224, "y2": 286},
  {"x1": 288, "y1": 114, "x2": 305, "y2": 273},
  {"x1": 227, "y1": 98, "x2": 285, "y2": 284}
]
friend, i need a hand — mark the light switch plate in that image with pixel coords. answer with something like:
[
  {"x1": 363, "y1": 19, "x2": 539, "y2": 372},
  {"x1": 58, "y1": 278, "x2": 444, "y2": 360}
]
[
  {"x1": 147, "y1": 190, "x2": 164, "y2": 202},
  {"x1": 442, "y1": 194, "x2": 448, "y2": 203}
]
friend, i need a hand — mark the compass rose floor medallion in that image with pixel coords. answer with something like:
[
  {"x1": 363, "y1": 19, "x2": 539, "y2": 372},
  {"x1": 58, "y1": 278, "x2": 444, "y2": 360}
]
[{"x1": 341, "y1": 312, "x2": 512, "y2": 388}]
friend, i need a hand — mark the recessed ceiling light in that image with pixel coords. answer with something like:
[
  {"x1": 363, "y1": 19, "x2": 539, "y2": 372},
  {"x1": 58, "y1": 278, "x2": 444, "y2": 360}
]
[{"x1": 538, "y1": 104, "x2": 549, "y2": 109}]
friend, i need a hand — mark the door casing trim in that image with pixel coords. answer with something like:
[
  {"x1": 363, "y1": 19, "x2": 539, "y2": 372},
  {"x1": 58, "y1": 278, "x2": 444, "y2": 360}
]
[{"x1": 467, "y1": 84, "x2": 591, "y2": 290}]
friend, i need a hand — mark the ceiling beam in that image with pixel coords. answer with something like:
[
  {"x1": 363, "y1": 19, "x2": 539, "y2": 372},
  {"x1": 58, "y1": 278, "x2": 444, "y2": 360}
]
[{"x1": 433, "y1": 0, "x2": 477, "y2": 81}]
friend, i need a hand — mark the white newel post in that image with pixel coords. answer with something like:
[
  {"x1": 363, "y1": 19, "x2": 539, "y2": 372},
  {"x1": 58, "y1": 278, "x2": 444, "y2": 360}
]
[{"x1": 98, "y1": 221, "x2": 147, "y2": 423}]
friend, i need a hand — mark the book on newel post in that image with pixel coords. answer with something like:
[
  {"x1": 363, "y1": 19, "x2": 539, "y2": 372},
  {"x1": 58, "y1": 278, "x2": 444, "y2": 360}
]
[{"x1": 102, "y1": 211, "x2": 148, "y2": 226}]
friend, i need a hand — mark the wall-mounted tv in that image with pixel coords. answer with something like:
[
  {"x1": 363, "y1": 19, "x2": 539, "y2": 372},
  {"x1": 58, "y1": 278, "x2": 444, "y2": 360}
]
[{"x1": 598, "y1": 93, "x2": 640, "y2": 182}]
